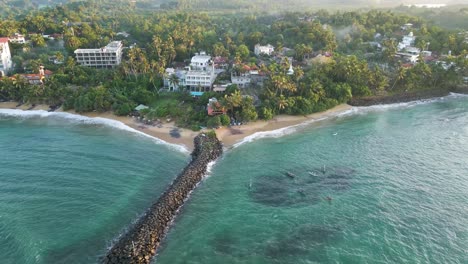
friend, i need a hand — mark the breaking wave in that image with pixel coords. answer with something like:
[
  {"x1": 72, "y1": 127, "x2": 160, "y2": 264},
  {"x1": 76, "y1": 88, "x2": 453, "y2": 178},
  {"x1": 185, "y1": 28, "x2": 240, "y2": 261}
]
[
  {"x1": 232, "y1": 93, "x2": 468, "y2": 148},
  {"x1": 0, "y1": 109, "x2": 189, "y2": 154}
]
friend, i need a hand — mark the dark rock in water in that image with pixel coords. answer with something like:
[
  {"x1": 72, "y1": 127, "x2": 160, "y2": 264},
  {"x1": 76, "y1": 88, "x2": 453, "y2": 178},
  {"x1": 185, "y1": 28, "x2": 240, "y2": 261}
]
[
  {"x1": 265, "y1": 224, "x2": 341, "y2": 261},
  {"x1": 311, "y1": 166, "x2": 356, "y2": 192},
  {"x1": 211, "y1": 231, "x2": 240, "y2": 257},
  {"x1": 251, "y1": 175, "x2": 294, "y2": 207},
  {"x1": 250, "y1": 175, "x2": 320, "y2": 207},
  {"x1": 103, "y1": 133, "x2": 223, "y2": 264},
  {"x1": 348, "y1": 89, "x2": 449, "y2": 106},
  {"x1": 249, "y1": 165, "x2": 356, "y2": 207}
]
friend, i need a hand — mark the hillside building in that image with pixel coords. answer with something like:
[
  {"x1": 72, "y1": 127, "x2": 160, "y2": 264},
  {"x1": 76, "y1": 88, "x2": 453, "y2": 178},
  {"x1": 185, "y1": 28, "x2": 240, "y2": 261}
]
[
  {"x1": 231, "y1": 64, "x2": 268, "y2": 88},
  {"x1": 74, "y1": 41, "x2": 123, "y2": 68},
  {"x1": 254, "y1": 44, "x2": 275, "y2": 56},
  {"x1": 164, "y1": 52, "x2": 217, "y2": 94},
  {"x1": 17, "y1": 66, "x2": 53, "y2": 85},
  {"x1": 9, "y1": 33, "x2": 26, "y2": 44},
  {"x1": 0, "y1": 38, "x2": 13, "y2": 76},
  {"x1": 397, "y1": 32, "x2": 416, "y2": 51}
]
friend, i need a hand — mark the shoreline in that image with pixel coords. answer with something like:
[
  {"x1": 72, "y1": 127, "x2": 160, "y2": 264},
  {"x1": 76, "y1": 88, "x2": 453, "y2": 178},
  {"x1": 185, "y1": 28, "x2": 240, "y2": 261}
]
[{"x1": 0, "y1": 102, "x2": 352, "y2": 151}]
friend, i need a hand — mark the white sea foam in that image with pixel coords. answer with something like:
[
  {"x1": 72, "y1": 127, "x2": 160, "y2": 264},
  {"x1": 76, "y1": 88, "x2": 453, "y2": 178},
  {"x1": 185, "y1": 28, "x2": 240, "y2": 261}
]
[
  {"x1": 202, "y1": 160, "x2": 218, "y2": 180},
  {"x1": 342, "y1": 93, "x2": 468, "y2": 117},
  {"x1": 0, "y1": 109, "x2": 189, "y2": 154},
  {"x1": 232, "y1": 93, "x2": 468, "y2": 148},
  {"x1": 232, "y1": 116, "x2": 329, "y2": 149}
]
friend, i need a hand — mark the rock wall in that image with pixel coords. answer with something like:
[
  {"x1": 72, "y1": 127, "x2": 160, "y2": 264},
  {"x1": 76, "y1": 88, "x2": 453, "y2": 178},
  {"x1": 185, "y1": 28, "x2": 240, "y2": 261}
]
[
  {"x1": 348, "y1": 87, "x2": 468, "y2": 107},
  {"x1": 348, "y1": 89, "x2": 450, "y2": 106},
  {"x1": 104, "y1": 132, "x2": 223, "y2": 264}
]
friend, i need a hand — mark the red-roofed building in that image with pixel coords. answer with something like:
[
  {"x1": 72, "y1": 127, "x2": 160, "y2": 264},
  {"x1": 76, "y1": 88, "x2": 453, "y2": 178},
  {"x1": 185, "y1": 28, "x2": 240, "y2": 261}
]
[
  {"x1": 17, "y1": 66, "x2": 53, "y2": 84},
  {"x1": 213, "y1": 56, "x2": 229, "y2": 70},
  {"x1": 207, "y1": 98, "x2": 226, "y2": 116},
  {"x1": 231, "y1": 64, "x2": 267, "y2": 88},
  {"x1": 0, "y1": 37, "x2": 13, "y2": 76}
]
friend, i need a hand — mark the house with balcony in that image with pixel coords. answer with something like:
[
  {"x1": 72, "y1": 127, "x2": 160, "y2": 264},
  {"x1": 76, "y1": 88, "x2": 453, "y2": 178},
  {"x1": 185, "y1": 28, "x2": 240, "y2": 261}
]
[
  {"x1": 231, "y1": 64, "x2": 268, "y2": 88},
  {"x1": 74, "y1": 41, "x2": 123, "y2": 68},
  {"x1": 164, "y1": 52, "x2": 217, "y2": 94}
]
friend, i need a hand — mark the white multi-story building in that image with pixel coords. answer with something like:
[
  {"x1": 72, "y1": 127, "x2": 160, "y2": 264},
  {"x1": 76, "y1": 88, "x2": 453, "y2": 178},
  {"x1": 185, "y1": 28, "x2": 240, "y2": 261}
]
[
  {"x1": 0, "y1": 37, "x2": 13, "y2": 76},
  {"x1": 397, "y1": 32, "x2": 416, "y2": 51},
  {"x1": 254, "y1": 44, "x2": 275, "y2": 56},
  {"x1": 9, "y1": 33, "x2": 26, "y2": 44},
  {"x1": 74, "y1": 41, "x2": 123, "y2": 68},
  {"x1": 231, "y1": 65, "x2": 268, "y2": 88},
  {"x1": 231, "y1": 71, "x2": 251, "y2": 88},
  {"x1": 164, "y1": 52, "x2": 216, "y2": 93}
]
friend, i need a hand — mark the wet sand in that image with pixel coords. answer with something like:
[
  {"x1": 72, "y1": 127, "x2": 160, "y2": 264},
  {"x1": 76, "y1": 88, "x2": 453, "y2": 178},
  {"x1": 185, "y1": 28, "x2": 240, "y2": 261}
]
[{"x1": 0, "y1": 102, "x2": 352, "y2": 151}]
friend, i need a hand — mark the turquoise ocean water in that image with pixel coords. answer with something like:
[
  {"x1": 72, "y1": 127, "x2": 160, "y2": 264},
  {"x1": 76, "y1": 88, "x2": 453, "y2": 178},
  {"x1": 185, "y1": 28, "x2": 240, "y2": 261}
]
[
  {"x1": 1, "y1": 94, "x2": 467, "y2": 263},
  {"x1": 0, "y1": 111, "x2": 188, "y2": 263}
]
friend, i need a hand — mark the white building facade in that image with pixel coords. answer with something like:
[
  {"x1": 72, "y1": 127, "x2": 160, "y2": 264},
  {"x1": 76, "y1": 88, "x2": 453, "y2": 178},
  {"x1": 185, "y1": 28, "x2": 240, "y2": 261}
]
[
  {"x1": 164, "y1": 52, "x2": 216, "y2": 92},
  {"x1": 0, "y1": 38, "x2": 13, "y2": 76},
  {"x1": 74, "y1": 41, "x2": 123, "y2": 68},
  {"x1": 231, "y1": 69, "x2": 267, "y2": 88},
  {"x1": 9, "y1": 33, "x2": 26, "y2": 44},
  {"x1": 231, "y1": 71, "x2": 251, "y2": 88},
  {"x1": 397, "y1": 32, "x2": 416, "y2": 51},
  {"x1": 254, "y1": 44, "x2": 275, "y2": 56}
]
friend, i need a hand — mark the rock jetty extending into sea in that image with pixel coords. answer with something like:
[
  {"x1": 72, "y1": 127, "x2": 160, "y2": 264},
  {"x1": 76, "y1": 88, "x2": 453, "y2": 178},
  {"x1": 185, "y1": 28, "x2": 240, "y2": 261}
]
[
  {"x1": 348, "y1": 87, "x2": 468, "y2": 107},
  {"x1": 103, "y1": 132, "x2": 223, "y2": 264}
]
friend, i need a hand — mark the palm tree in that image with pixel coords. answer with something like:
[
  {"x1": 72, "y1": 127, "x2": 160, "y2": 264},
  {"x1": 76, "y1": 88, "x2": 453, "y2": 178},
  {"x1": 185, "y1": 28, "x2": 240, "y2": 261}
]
[
  {"x1": 277, "y1": 95, "x2": 289, "y2": 111},
  {"x1": 168, "y1": 74, "x2": 180, "y2": 91},
  {"x1": 223, "y1": 90, "x2": 242, "y2": 114},
  {"x1": 391, "y1": 65, "x2": 406, "y2": 90}
]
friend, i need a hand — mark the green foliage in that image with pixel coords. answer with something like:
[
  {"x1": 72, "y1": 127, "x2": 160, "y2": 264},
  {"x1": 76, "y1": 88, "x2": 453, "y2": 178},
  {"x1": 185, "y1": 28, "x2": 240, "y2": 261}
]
[
  {"x1": 1, "y1": 4, "x2": 465, "y2": 130},
  {"x1": 113, "y1": 103, "x2": 133, "y2": 116},
  {"x1": 205, "y1": 130, "x2": 217, "y2": 139},
  {"x1": 236, "y1": 44, "x2": 250, "y2": 60},
  {"x1": 220, "y1": 114, "x2": 230, "y2": 126},
  {"x1": 260, "y1": 107, "x2": 274, "y2": 120},
  {"x1": 206, "y1": 116, "x2": 221, "y2": 128}
]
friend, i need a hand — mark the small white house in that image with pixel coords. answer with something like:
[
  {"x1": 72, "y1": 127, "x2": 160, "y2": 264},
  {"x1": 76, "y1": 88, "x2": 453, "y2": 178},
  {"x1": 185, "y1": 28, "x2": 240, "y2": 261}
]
[
  {"x1": 405, "y1": 46, "x2": 421, "y2": 55},
  {"x1": 9, "y1": 33, "x2": 26, "y2": 44},
  {"x1": 254, "y1": 44, "x2": 274, "y2": 56}
]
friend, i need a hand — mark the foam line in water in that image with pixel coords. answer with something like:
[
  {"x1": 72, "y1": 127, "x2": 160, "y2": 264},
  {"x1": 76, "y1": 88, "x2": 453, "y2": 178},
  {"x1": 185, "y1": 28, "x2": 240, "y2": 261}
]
[
  {"x1": 202, "y1": 160, "x2": 218, "y2": 179},
  {"x1": 232, "y1": 93, "x2": 467, "y2": 148},
  {"x1": 232, "y1": 116, "x2": 329, "y2": 149},
  {"x1": 0, "y1": 109, "x2": 189, "y2": 154},
  {"x1": 341, "y1": 92, "x2": 468, "y2": 117}
]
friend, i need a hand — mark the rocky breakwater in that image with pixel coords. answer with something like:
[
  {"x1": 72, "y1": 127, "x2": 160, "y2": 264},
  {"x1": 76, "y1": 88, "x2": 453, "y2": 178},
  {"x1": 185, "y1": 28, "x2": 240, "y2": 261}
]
[
  {"x1": 104, "y1": 132, "x2": 223, "y2": 264},
  {"x1": 348, "y1": 89, "x2": 450, "y2": 106}
]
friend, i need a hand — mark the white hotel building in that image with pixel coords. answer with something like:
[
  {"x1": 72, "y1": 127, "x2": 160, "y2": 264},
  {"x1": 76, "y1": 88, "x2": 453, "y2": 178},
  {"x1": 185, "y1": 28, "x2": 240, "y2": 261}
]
[
  {"x1": 164, "y1": 52, "x2": 216, "y2": 93},
  {"x1": 0, "y1": 37, "x2": 13, "y2": 76},
  {"x1": 74, "y1": 41, "x2": 123, "y2": 68}
]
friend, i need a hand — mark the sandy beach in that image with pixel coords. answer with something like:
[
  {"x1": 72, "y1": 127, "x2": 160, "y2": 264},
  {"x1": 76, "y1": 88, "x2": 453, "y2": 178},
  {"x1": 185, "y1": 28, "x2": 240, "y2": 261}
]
[{"x1": 0, "y1": 102, "x2": 352, "y2": 151}]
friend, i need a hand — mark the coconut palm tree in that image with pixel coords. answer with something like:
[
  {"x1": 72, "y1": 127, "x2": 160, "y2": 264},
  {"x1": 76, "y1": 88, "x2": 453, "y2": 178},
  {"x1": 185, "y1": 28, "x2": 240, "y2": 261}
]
[
  {"x1": 168, "y1": 74, "x2": 180, "y2": 91},
  {"x1": 391, "y1": 65, "x2": 407, "y2": 90}
]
